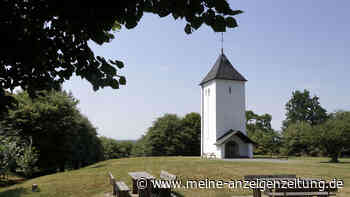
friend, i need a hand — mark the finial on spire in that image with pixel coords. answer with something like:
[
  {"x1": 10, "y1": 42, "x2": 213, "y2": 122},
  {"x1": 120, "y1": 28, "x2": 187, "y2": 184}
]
[{"x1": 221, "y1": 32, "x2": 224, "y2": 54}]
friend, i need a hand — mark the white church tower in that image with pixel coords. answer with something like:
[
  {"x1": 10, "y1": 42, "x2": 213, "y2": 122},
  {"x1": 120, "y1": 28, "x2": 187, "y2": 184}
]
[{"x1": 200, "y1": 53, "x2": 254, "y2": 159}]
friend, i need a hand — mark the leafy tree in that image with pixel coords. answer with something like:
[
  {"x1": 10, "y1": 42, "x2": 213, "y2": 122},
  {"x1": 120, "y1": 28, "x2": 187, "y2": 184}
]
[
  {"x1": 0, "y1": 136, "x2": 19, "y2": 180},
  {"x1": 283, "y1": 90, "x2": 328, "y2": 128},
  {"x1": 2, "y1": 90, "x2": 103, "y2": 174},
  {"x1": 131, "y1": 135, "x2": 150, "y2": 157},
  {"x1": 100, "y1": 137, "x2": 133, "y2": 159},
  {"x1": 117, "y1": 141, "x2": 134, "y2": 158},
  {"x1": 2, "y1": 90, "x2": 79, "y2": 172},
  {"x1": 246, "y1": 110, "x2": 272, "y2": 133},
  {"x1": 0, "y1": 90, "x2": 17, "y2": 119},
  {"x1": 180, "y1": 113, "x2": 201, "y2": 156},
  {"x1": 14, "y1": 138, "x2": 39, "y2": 177},
  {"x1": 132, "y1": 112, "x2": 201, "y2": 157},
  {"x1": 68, "y1": 114, "x2": 104, "y2": 169},
  {"x1": 0, "y1": 136, "x2": 38, "y2": 179},
  {"x1": 249, "y1": 130, "x2": 281, "y2": 156},
  {"x1": 280, "y1": 122, "x2": 317, "y2": 156},
  {"x1": 100, "y1": 137, "x2": 119, "y2": 159},
  {"x1": 146, "y1": 114, "x2": 183, "y2": 156},
  {"x1": 246, "y1": 110, "x2": 281, "y2": 155},
  {"x1": 314, "y1": 111, "x2": 350, "y2": 163},
  {"x1": 1, "y1": 1, "x2": 243, "y2": 108}
]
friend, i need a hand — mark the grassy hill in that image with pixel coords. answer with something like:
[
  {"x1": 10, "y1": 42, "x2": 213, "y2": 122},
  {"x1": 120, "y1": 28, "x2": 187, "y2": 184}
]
[{"x1": 0, "y1": 157, "x2": 349, "y2": 197}]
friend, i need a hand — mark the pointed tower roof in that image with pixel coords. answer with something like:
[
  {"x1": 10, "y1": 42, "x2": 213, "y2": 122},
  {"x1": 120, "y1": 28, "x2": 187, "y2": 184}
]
[{"x1": 200, "y1": 53, "x2": 247, "y2": 85}]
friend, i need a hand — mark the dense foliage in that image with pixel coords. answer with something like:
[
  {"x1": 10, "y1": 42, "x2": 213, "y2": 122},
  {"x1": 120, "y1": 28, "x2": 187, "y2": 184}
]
[
  {"x1": 131, "y1": 135, "x2": 150, "y2": 157},
  {"x1": 132, "y1": 113, "x2": 201, "y2": 157},
  {"x1": 314, "y1": 111, "x2": 350, "y2": 162},
  {"x1": 0, "y1": 135, "x2": 38, "y2": 179},
  {"x1": 100, "y1": 137, "x2": 133, "y2": 159},
  {"x1": 245, "y1": 89, "x2": 350, "y2": 162},
  {"x1": 280, "y1": 89, "x2": 350, "y2": 162},
  {"x1": 280, "y1": 122, "x2": 316, "y2": 156},
  {"x1": 280, "y1": 112, "x2": 350, "y2": 162},
  {"x1": 0, "y1": 0, "x2": 243, "y2": 111},
  {"x1": 246, "y1": 110, "x2": 281, "y2": 155},
  {"x1": 0, "y1": 136, "x2": 19, "y2": 178},
  {"x1": 283, "y1": 89, "x2": 328, "y2": 128},
  {"x1": 1, "y1": 90, "x2": 104, "y2": 176}
]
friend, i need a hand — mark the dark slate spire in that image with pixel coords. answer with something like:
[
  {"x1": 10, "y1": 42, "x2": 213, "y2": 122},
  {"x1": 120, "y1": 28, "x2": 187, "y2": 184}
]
[{"x1": 200, "y1": 53, "x2": 247, "y2": 85}]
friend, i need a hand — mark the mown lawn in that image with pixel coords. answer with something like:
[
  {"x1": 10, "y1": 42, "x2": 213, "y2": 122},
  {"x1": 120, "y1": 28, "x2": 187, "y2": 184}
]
[{"x1": 0, "y1": 157, "x2": 349, "y2": 197}]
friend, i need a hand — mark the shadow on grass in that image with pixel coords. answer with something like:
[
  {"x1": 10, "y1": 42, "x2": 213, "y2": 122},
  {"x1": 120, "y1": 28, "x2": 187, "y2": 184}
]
[
  {"x1": 0, "y1": 178, "x2": 26, "y2": 187},
  {"x1": 0, "y1": 187, "x2": 29, "y2": 197},
  {"x1": 320, "y1": 161, "x2": 350, "y2": 164},
  {"x1": 253, "y1": 156, "x2": 289, "y2": 159}
]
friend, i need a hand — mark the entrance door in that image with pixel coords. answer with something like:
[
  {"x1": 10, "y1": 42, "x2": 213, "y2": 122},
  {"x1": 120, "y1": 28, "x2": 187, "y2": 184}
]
[{"x1": 225, "y1": 141, "x2": 238, "y2": 158}]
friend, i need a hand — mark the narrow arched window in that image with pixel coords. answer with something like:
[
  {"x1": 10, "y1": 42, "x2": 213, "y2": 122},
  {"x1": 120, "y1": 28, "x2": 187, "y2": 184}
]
[
  {"x1": 229, "y1": 87, "x2": 232, "y2": 94},
  {"x1": 208, "y1": 88, "x2": 210, "y2": 96}
]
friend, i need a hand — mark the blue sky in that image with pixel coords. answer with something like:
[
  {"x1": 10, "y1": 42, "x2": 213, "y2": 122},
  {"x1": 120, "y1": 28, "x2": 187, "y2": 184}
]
[{"x1": 63, "y1": 0, "x2": 350, "y2": 140}]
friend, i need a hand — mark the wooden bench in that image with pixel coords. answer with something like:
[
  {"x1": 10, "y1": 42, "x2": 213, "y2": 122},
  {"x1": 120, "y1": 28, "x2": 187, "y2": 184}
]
[
  {"x1": 244, "y1": 174, "x2": 297, "y2": 197},
  {"x1": 266, "y1": 181, "x2": 338, "y2": 197},
  {"x1": 108, "y1": 172, "x2": 117, "y2": 195},
  {"x1": 201, "y1": 153, "x2": 216, "y2": 159},
  {"x1": 108, "y1": 172, "x2": 130, "y2": 197},
  {"x1": 244, "y1": 175, "x2": 338, "y2": 197},
  {"x1": 115, "y1": 181, "x2": 130, "y2": 197},
  {"x1": 158, "y1": 170, "x2": 177, "y2": 197},
  {"x1": 160, "y1": 170, "x2": 176, "y2": 181},
  {"x1": 264, "y1": 191, "x2": 336, "y2": 196},
  {"x1": 128, "y1": 171, "x2": 155, "y2": 197},
  {"x1": 209, "y1": 152, "x2": 216, "y2": 159},
  {"x1": 264, "y1": 187, "x2": 337, "y2": 197}
]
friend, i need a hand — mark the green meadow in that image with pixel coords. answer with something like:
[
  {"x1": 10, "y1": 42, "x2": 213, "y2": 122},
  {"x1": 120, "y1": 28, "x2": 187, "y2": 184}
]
[{"x1": 0, "y1": 157, "x2": 349, "y2": 197}]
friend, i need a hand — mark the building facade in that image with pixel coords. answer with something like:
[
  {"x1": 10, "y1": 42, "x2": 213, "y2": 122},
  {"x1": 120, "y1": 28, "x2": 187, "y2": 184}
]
[{"x1": 200, "y1": 53, "x2": 254, "y2": 159}]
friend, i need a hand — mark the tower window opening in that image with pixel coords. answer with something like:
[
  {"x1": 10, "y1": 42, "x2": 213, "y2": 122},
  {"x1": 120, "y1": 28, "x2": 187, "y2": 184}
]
[{"x1": 229, "y1": 87, "x2": 232, "y2": 94}]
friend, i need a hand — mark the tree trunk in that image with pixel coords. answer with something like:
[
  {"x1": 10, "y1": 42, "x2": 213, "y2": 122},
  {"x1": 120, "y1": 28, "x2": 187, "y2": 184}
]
[
  {"x1": 73, "y1": 161, "x2": 80, "y2": 170},
  {"x1": 59, "y1": 162, "x2": 65, "y2": 172},
  {"x1": 330, "y1": 153, "x2": 339, "y2": 163}
]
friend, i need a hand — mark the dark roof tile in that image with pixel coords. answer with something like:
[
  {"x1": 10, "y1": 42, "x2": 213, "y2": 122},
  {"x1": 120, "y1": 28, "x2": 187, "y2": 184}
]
[
  {"x1": 200, "y1": 53, "x2": 247, "y2": 85},
  {"x1": 216, "y1": 129, "x2": 256, "y2": 145}
]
